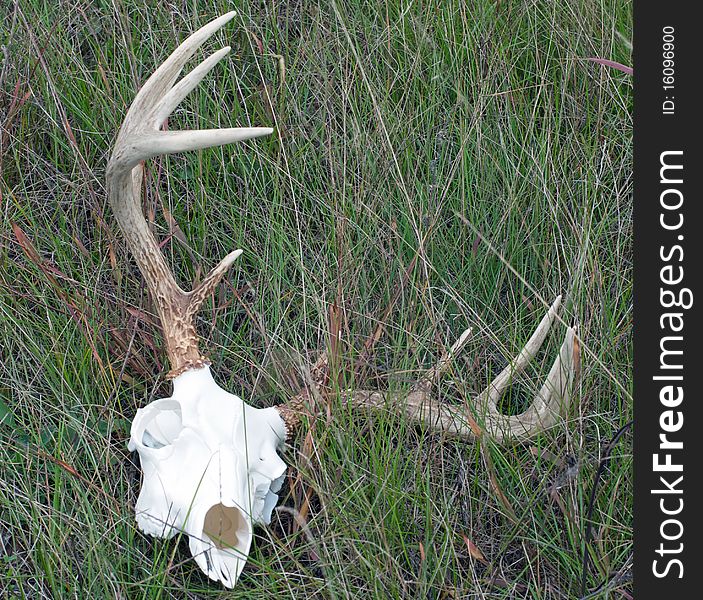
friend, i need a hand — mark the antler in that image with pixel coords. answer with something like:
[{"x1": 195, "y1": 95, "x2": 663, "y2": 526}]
[
  {"x1": 106, "y1": 12, "x2": 272, "y2": 377},
  {"x1": 280, "y1": 296, "x2": 578, "y2": 444}
]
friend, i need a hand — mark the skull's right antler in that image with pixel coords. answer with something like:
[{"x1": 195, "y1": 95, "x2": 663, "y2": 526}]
[{"x1": 106, "y1": 11, "x2": 272, "y2": 378}]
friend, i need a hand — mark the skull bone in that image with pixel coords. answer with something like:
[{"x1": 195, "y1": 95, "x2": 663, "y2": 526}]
[{"x1": 128, "y1": 366, "x2": 287, "y2": 587}]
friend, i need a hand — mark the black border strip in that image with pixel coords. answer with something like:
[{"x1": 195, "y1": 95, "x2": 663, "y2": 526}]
[{"x1": 633, "y1": 4, "x2": 700, "y2": 596}]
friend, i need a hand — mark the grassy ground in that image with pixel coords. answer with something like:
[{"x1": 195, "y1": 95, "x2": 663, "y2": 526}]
[{"x1": 1, "y1": 0, "x2": 632, "y2": 598}]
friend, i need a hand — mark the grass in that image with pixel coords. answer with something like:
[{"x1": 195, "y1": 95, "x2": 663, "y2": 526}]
[{"x1": 1, "y1": 0, "x2": 632, "y2": 598}]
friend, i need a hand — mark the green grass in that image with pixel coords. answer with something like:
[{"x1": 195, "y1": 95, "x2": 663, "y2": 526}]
[{"x1": 1, "y1": 0, "x2": 632, "y2": 597}]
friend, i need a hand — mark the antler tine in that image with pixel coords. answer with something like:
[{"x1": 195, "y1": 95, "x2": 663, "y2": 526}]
[
  {"x1": 129, "y1": 12, "x2": 237, "y2": 119},
  {"x1": 476, "y1": 320, "x2": 577, "y2": 443},
  {"x1": 153, "y1": 46, "x2": 233, "y2": 127},
  {"x1": 127, "y1": 127, "x2": 273, "y2": 164},
  {"x1": 107, "y1": 12, "x2": 273, "y2": 378},
  {"x1": 475, "y1": 295, "x2": 563, "y2": 410}
]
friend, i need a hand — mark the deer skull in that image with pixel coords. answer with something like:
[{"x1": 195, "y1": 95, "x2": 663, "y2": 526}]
[
  {"x1": 128, "y1": 366, "x2": 286, "y2": 586},
  {"x1": 107, "y1": 10, "x2": 578, "y2": 591}
]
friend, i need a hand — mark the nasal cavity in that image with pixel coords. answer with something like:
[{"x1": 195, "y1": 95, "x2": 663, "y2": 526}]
[
  {"x1": 203, "y1": 504, "x2": 248, "y2": 550},
  {"x1": 141, "y1": 401, "x2": 183, "y2": 448}
]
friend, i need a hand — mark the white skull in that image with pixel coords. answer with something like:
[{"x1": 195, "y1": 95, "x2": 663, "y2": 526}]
[{"x1": 128, "y1": 366, "x2": 287, "y2": 587}]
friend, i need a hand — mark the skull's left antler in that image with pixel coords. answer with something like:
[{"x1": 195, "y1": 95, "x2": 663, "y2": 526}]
[{"x1": 280, "y1": 296, "x2": 578, "y2": 445}]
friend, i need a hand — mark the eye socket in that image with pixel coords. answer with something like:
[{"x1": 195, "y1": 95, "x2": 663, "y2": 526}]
[{"x1": 140, "y1": 400, "x2": 183, "y2": 449}]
